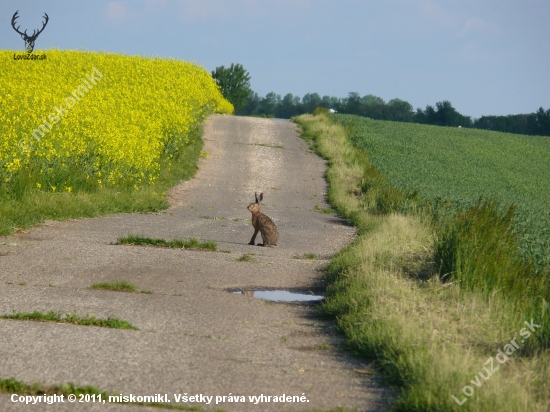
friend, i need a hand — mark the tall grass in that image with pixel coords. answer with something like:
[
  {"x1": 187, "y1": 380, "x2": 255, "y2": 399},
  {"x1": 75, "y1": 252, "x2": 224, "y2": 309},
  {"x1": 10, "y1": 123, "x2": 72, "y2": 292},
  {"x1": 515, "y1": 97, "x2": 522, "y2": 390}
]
[
  {"x1": 294, "y1": 113, "x2": 550, "y2": 411},
  {"x1": 433, "y1": 199, "x2": 550, "y2": 349}
]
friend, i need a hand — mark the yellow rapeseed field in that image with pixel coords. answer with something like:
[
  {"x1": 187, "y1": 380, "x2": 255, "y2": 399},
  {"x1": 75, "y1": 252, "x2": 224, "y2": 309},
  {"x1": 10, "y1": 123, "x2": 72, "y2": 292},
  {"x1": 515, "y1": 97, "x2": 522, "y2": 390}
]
[{"x1": 0, "y1": 50, "x2": 233, "y2": 192}]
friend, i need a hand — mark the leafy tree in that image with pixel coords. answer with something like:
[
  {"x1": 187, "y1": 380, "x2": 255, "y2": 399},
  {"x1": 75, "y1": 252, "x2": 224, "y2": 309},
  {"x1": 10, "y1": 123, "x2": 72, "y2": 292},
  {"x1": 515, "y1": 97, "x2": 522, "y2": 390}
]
[
  {"x1": 345, "y1": 92, "x2": 362, "y2": 115},
  {"x1": 413, "y1": 107, "x2": 427, "y2": 124},
  {"x1": 413, "y1": 101, "x2": 471, "y2": 127},
  {"x1": 329, "y1": 96, "x2": 342, "y2": 111},
  {"x1": 362, "y1": 94, "x2": 385, "y2": 106},
  {"x1": 242, "y1": 91, "x2": 261, "y2": 116},
  {"x1": 257, "y1": 92, "x2": 281, "y2": 116},
  {"x1": 387, "y1": 98, "x2": 414, "y2": 122},
  {"x1": 435, "y1": 101, "x2": 459, "y2": 126},
  {"x1": 302, "y1": 93, "x2": 322, "y2": 113},
  {"x1": 435, "y1": 101, "x2": 472, "y2": 127},
  {"x1": 232, "y1": 84, "x2": 547, "y2": 137},
  {"x1": 276, "y1": 93, "x2": 302, "y2": 118},
  {"x1": 320, "y1": 95, "x2": 332, "y2": 109},
  {"x1": 424, "y1": 105, "x2": 438, "y2": 125},
  {"x1": 211, "y1": 64, "x2": 251, "y2": 113},
  {"x1": 474, "y1": 107, "x2": 550, "y2": 136},
  {"x1": 536, "y1": 107, "x2": 550, "y2": 136}
]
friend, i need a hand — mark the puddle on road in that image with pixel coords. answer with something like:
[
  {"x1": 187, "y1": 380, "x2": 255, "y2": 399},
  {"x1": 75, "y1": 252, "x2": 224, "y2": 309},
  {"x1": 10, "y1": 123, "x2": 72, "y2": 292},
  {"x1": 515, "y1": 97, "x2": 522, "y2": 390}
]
[{"x1": 233, "y1": 290, "x2": 324, "y2": 302}]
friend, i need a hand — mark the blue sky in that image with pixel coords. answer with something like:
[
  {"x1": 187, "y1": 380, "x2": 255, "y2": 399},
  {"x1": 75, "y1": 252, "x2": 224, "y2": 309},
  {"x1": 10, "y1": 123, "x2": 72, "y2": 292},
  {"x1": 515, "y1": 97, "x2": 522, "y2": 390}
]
[{"x1": 2, "y1": 0, "x2": 549, "y2": 118}]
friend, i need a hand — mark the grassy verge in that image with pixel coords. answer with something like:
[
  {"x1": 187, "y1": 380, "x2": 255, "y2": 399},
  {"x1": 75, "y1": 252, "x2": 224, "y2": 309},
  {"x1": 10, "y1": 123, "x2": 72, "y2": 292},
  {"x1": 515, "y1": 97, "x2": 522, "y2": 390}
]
[
  {"x1": 293, "y1": 113, "x2": 550, "y2": 411},
  {"x1": 115, "y1": 235, "x2": 217, "y2": 251},
  {"x1": 0, "y1": 377, "x2": 224, "y2": 411},
  {"x1": 0, "y1": 127, "x2": 204, "y2": 236},
  {"x1": 1, "y1": 311, "x2": 137, "y2": 330}
]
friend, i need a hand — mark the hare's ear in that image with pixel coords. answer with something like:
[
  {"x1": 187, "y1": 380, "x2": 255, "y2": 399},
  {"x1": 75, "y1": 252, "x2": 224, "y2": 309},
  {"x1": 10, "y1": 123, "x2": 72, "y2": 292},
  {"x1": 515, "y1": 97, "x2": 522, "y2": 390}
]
[
  {"x1": 259, "y1": 193, "x2": 264, "y2": 203},
  {"x1": 255, "y1": 192, "x2": 259, "y2": 203}
]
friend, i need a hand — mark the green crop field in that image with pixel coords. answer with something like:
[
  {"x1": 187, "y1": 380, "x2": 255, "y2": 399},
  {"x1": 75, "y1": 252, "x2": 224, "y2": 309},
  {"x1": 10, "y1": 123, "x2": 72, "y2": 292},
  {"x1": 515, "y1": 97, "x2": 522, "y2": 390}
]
[{"x1": 333, "y1": 114, "x2": 550, "y2": 270}]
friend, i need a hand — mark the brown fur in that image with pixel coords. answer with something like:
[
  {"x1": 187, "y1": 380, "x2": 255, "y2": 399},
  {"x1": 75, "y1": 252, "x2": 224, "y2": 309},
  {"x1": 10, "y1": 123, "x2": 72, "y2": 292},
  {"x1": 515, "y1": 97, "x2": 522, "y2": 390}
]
[{"x1": 247, "y1": 192, "x2": 279, "y2": 247}]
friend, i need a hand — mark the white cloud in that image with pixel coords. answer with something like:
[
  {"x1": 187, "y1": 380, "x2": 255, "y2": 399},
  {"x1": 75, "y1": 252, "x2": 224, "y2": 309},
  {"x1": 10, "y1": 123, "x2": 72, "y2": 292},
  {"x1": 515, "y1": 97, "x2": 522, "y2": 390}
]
[
  {"x1": 176, "y1": 0, "x2": 234, "y2": 22},
  {"x1": 419, "y1": 0, "x2": 455, "y2": 26},
  {"x1": 458, "y1": 16, "x2": 500, "y2": 37},
  {"x1": 106, "y1": 1, "x2": 129, "y2": 20},
  {"x1": 456, "y1": 42, "x2": 515, "y2": 64},
  {"x1": 459, "y1": 43, "x2": 484, "y2": 61},
  {"x1": 174, "y1": 0, "x2": 312, "y2": 22},
  {"x1": 106, "y1": 0, "x2": 169, "y2": 22},
  {"x1": 145, "y1": 0, "x2": 168, "y2": 7},
  {"x1": 418, "y1": 2, "x2": 500, "y2": 39},
  {"x1": 102, "y1": 0, "x2": 313, "y2": 25}
]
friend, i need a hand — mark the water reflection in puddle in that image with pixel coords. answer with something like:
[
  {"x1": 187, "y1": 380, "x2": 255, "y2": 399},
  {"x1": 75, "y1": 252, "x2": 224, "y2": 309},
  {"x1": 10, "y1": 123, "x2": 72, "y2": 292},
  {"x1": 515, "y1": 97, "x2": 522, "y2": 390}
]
[{"x1": 234, "y1": 290, "x2": 324, "y2": 302}]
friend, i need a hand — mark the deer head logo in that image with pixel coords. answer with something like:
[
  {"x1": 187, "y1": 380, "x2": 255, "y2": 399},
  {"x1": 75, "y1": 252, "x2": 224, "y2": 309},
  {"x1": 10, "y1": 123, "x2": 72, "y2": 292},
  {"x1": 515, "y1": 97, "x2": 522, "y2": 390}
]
[{"x1": 11, "y1": 10, "x2": 49, "y2": 53}]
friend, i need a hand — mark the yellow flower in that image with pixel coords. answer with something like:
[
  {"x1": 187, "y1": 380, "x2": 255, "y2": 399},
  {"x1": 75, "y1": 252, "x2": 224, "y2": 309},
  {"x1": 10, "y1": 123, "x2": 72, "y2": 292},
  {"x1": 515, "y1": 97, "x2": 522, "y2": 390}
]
[{"x1": 0, "y1": 49, "x2": 233, "y2": 191}]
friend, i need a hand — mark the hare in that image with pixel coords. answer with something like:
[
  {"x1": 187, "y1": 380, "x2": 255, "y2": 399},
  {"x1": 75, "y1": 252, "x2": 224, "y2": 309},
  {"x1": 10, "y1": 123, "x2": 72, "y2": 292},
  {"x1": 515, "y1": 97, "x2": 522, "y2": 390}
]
[{"x1": 247, "y1": 192, "x2": 279, "y2": 247}]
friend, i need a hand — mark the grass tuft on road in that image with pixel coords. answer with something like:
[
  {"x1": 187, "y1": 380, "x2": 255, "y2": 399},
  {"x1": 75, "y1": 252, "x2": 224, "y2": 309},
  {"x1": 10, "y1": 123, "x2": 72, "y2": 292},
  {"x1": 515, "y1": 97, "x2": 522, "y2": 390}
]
[
  {"x1": 247, "y1": 143, "x2": 284, "y2": 149},
  {"x1": 90, "y1": 281, "x2": 152, "y2": 294},
  {"x1": 235, "y1": 253, "x2": 256, "y2": 262},
  {"x1": 1, "y1": 377, "x2": 109, "y2": 398},
  {"x1": 1, "y1": 311, "x2": 138, "y2": 330},
  {"x1": 293, "y1": 253, "x2": 317, "y2": 260},
  {"x1": 90, "y1": 281, "x2": 138, "y2": 293},
  {"x1": 116, "y1": 235, "x2": 217, "y2": 251}
]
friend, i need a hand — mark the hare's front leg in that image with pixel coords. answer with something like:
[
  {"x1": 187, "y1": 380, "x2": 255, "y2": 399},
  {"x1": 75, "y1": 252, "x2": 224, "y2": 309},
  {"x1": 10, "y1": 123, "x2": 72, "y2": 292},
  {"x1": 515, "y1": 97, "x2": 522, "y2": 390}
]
[{"x1": 249, "y1": 228, "x2": 259, "y2": 245}]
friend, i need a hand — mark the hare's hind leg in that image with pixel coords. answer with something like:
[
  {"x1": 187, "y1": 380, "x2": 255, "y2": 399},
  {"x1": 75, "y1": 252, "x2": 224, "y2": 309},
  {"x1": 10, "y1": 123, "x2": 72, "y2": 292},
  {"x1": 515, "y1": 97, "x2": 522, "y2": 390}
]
[{"x1": 258, "y1": 231, "x2": 270, "y2": 247}]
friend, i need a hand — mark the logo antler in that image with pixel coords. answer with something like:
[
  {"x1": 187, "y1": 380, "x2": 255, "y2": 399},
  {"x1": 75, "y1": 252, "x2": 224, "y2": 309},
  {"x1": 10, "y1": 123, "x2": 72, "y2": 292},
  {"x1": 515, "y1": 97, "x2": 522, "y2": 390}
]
[{"x1": 11, "y1": 10, "x2": 49, "y2": 53}]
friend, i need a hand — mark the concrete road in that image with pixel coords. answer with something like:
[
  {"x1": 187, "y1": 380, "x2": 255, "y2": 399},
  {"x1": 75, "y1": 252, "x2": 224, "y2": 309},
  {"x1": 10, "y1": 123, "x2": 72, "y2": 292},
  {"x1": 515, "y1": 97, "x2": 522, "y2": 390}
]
[{"x1": 0, "y1": 115, "x2": 392, "y2": 411}]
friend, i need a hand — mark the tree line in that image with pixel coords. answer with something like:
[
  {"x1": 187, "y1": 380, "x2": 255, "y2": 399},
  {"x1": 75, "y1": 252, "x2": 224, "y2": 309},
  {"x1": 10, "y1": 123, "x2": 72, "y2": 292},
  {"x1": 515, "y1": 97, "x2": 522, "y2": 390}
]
[{"x1": 212, "y1": 64, "x2": 550, "y2": 137}]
